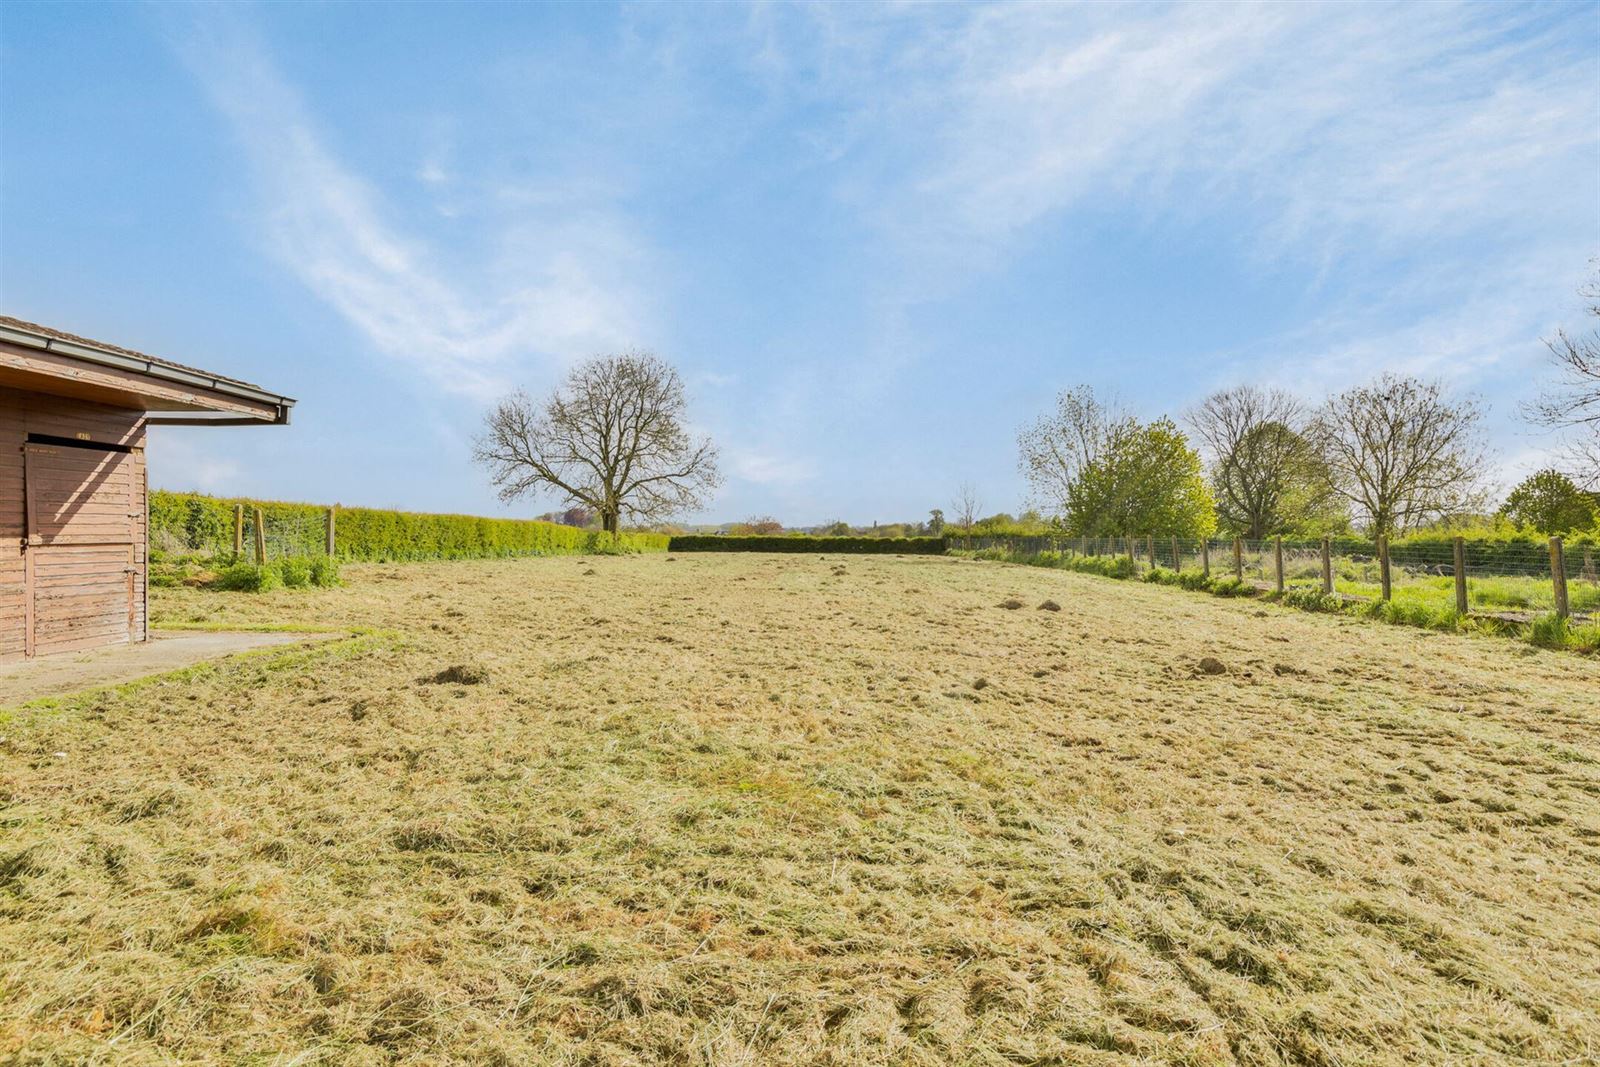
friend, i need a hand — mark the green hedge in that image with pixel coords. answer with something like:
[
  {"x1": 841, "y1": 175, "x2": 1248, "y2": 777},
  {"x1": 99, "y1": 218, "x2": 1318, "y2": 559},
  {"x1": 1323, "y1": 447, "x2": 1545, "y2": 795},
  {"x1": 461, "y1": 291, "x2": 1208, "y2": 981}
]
[
  {"x1": 150, "y1": 490, "x2": 669, "y2": 562},
  {"x1": 668, "y1": 535, "x2": 947, "y2": 553}
]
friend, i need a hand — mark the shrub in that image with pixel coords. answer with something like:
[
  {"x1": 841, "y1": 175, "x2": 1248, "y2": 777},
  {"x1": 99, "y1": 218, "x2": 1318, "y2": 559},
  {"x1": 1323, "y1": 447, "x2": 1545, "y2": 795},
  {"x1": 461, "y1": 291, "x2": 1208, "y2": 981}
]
[
  {"x1": 1209, "y1": 578, "x2": 1257, "y2": 598},
  {"x1": 668, "y1": 535, "x2": 946, "y2": 554},
  {"x1": 214, "y1": 563, "x2": 281, "y2": 593},
  {"x1": 1282, "y1": 587, "x2": 1343, "y2": 613},
  {"x1": 1359, "y1": 598, "x2": 1462, "y2": 632},
  {"x1": 1526, "y1": 614, "x2": 1600, "y2": 651},
  {"x1": 1528, "y1": 614, "x2": 1572, "y2": 649},
  {"x1": 1062, "y1": 554, "x2": 1137, "y2": 579},
  {"x1": 279, "y1": 557, "x2": 312, "y2": 588},
  {"x1": 309, "y1": 555, "x2": 340, "y2": 587}
]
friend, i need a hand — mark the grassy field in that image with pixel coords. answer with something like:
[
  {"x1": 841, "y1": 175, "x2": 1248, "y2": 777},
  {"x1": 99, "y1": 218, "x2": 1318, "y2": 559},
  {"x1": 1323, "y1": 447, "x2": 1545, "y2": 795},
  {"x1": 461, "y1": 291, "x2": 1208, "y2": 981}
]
[{"x1": 3, "y1": 553, "x2": 1599, "y2": 1065}]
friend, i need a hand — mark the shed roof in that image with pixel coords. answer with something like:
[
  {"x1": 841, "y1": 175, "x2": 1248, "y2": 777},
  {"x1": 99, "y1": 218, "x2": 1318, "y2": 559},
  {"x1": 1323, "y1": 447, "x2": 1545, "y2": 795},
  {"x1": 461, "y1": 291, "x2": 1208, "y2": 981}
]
[
  {"x1": 0, "y1": 315, "x2": 294, "y2": 423},
  {"x1": 0, "y1": 315, "x2": 265, "y2": 389}
]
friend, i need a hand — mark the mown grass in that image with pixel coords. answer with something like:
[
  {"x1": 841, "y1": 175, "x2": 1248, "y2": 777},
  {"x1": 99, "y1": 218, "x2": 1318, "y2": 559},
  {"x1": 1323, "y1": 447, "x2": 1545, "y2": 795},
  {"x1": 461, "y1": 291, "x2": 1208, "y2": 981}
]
[{"x1": 2, "y1": 554, "x2": 1598, "y2": 1064}]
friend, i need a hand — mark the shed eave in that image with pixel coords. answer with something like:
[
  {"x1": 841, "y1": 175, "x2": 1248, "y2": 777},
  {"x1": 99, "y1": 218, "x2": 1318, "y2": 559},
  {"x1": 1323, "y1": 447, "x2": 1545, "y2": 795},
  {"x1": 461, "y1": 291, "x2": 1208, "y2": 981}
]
[{"x1": 0, "y1": 323, "x2": 295, "y2": 422}]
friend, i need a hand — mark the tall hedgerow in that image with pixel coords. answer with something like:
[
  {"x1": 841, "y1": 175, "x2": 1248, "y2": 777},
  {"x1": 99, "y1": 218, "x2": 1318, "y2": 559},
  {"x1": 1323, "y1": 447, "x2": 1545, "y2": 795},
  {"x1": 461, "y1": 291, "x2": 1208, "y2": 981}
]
[{"x1": 150, "y1": 490, "x2": 669, "y2": 561}]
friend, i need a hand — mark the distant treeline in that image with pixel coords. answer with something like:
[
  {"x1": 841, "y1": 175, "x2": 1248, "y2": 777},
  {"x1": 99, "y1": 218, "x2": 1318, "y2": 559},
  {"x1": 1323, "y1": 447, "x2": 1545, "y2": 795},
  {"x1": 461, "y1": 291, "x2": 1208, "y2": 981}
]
[
  {"x1": 668, "y1": 535, "x2": 947, "y2": 554},
  {"x1": 150, "y1": 491, "x2": 670, "y2": 561}
]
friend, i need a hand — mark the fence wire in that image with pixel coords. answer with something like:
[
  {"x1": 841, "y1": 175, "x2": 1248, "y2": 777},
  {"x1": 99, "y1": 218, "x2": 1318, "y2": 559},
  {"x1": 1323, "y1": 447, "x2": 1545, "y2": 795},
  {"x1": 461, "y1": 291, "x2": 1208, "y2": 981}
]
[
  {"x1": 234, "y1": 509, "x2": 332, "y2": 562},
  {"x1": 952, "y1": 534, "x2": 1595, "y2": 620}
]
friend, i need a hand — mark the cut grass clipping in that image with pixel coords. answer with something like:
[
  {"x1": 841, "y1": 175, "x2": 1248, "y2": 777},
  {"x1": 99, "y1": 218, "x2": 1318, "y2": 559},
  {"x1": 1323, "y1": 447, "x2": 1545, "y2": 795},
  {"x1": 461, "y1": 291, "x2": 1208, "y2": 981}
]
[{"x1": 3, "y1": 553, "x2": 1597, "y2": 1064}]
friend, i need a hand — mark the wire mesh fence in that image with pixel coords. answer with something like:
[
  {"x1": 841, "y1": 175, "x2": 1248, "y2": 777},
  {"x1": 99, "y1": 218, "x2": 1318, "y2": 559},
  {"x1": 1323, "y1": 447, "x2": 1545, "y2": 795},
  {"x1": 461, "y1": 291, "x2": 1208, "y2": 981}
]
[
  {"x1": 234, "y1": 506, "x2": 335, "y2": 563},
  {"x1": 951, "y1": 533, "x2": 1597, "y2": 621}
]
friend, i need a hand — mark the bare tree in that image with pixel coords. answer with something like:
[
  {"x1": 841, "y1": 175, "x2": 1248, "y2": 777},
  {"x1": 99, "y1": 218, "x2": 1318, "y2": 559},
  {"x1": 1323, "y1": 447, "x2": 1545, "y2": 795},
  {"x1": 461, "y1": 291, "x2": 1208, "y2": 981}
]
[
  {"x1": 1526, "y1": 267, "x2": 1600, "y2": 487},
  {"x1": 1309, "y1": 374, "x2": 1487, "y2": 538},
  {"x1": 1188, "y1": 385, "x2": 1338, "y2": 538},
  {"x1": 474, "y1": 352, "x2": 722, "y2": 534},
  {"x1": 952, "y1": 482, "x2": 981, "y2": 533},
  {"x1": 1017, "y1": 386, "x2": 1126, "y2": 516}
]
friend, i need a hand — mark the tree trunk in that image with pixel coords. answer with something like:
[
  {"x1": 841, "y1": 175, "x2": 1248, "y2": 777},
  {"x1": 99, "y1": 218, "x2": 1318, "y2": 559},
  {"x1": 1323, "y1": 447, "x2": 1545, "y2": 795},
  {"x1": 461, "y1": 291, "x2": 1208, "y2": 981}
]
[{"x1": 602, "y1": 509, "x2": 619, "y2": 535}]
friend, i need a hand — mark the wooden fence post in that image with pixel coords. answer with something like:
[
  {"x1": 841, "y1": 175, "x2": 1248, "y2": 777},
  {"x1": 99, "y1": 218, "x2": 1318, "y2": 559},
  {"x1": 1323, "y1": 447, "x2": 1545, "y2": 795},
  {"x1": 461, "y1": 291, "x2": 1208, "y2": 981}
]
[
  {"x1": 1201, "y1": 539, "x2": 1210, "y2": 578},
  {"x1": 1551, "y1": 536, "x2": 1569, "y2": 619},
  {"x1": 1171, "y1": 536, "x2": 1181, "y2": 574},
  {"x1": 1274, "y1": 536, "x2": 1285, "y2": 594},
  {"x1": 233, "y1": 504, "x2": 244, "y2": 559},
  {"x1": 326, "y1": 507, "x2": 336, "y2": 557},
  {"x1": 1453, "y1": 536, "x2": 1468, "y2": 616},
  {"x1": 1233, "y1": 538, "x2": 1243, "y2": 582},
  {"x1": 1125, "y1": 536, "x2": 1134, "y2": 568},
  {"x1": 253, "y1": 507, "x2": 266, "y2": 565},
  {"x1": 1146, "y1": 535, "x2": 1155, "y2": 572},
  {"x1": 1321, "y1": 537, "x2": 1333, "y2": 595},
  {"x1": 1378, "y1": 535, "x2": 1391, "y2": 602}
]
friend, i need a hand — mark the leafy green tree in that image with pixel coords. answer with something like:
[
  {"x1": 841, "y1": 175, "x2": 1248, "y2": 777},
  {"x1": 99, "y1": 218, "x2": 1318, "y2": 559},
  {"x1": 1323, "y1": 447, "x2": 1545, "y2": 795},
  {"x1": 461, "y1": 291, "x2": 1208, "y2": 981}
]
[
  {"x1": 1499, "y1": 469, "x2": 1598, "y2": 533},
  {"x1": 1063, "y1": 418, "x2": 1217, "y2": 537},
  {"x1": 926, "y1": 509, "x2": 945, "y2": 535}
]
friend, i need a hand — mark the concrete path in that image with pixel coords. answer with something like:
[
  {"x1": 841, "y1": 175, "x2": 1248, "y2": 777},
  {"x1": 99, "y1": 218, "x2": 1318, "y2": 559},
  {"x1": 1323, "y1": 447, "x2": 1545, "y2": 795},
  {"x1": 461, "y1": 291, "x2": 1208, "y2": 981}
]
[{"x1": 0, "y1": 630, "x2": 342, "y2": 707}]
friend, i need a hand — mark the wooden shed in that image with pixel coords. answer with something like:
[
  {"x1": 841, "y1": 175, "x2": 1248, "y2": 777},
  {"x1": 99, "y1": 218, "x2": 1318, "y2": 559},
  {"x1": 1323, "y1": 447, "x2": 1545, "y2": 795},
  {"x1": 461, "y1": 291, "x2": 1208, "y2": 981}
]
[{"x1": 1, "y1": 316, "x2": 293, "y2": 661}]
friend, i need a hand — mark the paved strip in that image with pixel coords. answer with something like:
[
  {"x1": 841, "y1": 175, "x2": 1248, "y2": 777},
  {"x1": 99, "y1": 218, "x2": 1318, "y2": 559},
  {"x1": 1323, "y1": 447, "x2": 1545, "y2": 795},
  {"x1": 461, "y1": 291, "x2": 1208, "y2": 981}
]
[{"x1": 0, "y1": 630, "x2": 343, "y2": 707}]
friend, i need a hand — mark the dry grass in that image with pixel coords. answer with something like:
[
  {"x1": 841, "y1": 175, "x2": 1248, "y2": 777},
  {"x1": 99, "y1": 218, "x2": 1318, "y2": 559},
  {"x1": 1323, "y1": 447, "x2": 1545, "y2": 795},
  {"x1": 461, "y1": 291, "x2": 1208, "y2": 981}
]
[{"x1": 3, "y1": 553, "x2": 1599, "y2": 1065}]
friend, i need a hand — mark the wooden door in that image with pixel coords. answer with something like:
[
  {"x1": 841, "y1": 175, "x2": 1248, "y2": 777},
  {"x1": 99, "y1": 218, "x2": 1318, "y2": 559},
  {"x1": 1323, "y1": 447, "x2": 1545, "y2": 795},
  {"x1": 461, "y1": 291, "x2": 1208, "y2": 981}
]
[{"x1": 23, "y1": 443, "x2": 138, "y2": 656}]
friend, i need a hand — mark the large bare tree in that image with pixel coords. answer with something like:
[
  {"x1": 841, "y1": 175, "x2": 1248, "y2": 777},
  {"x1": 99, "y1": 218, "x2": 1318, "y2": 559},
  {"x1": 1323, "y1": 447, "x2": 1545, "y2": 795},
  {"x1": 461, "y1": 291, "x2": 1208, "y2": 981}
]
[
  {"x1": 1526, "y1": 267, "x2": 1600, "y2": 486},
  {"x1": 1188, "y1": 385, "x2": 1340, "y2": 538},
  {"x1": 474, "y1": 352, "x2": 721, "y2": 534},
  {"x1": 1309, "y1": 374, "x2": 1487, "y2": 538}
]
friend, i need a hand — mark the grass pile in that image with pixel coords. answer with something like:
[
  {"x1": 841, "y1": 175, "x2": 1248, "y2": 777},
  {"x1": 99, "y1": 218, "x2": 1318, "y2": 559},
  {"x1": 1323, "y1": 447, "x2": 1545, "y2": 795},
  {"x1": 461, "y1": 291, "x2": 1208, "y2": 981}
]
[{"x1": 2, "y1": 554, "x2": 1598, "y2": 1063}]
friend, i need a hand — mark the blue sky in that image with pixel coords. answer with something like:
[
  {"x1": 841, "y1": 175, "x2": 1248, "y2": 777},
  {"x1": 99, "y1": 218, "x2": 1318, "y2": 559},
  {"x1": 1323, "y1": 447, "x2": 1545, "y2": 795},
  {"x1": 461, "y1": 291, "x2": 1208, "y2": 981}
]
[{"x1": 3, "y1": 2, "x2": 1596, "y2": 525}]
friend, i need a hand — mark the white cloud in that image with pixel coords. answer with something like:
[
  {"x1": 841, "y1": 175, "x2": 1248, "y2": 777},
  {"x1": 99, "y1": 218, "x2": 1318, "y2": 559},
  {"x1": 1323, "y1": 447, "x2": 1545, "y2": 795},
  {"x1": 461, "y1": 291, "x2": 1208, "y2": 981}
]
[
  {"x1": 146, "y1": 432, "x2": 242, "y2": 494},
  {"x1": 168, "y1": 10, "x2": 651, "y2": 401},
  {"x1": 728, "y1": 448, "x2": 816, "y2": 486}
]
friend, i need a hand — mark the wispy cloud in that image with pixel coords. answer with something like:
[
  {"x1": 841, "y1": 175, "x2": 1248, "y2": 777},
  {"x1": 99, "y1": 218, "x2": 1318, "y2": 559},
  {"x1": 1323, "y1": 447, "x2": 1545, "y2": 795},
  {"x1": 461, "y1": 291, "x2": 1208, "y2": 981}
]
[
  {"x1": 728, "y1": 448, "x2": 817, "y2": 486},
  {"x1": 698, "y1": 2, "x2": 1596, "y2": 422},
  {"x1": 167, "y1": 9, "x2": 650, "y2": 401},
  {"x1": 775, "y1": 3, "x2": 1594, "y2": 271}
]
